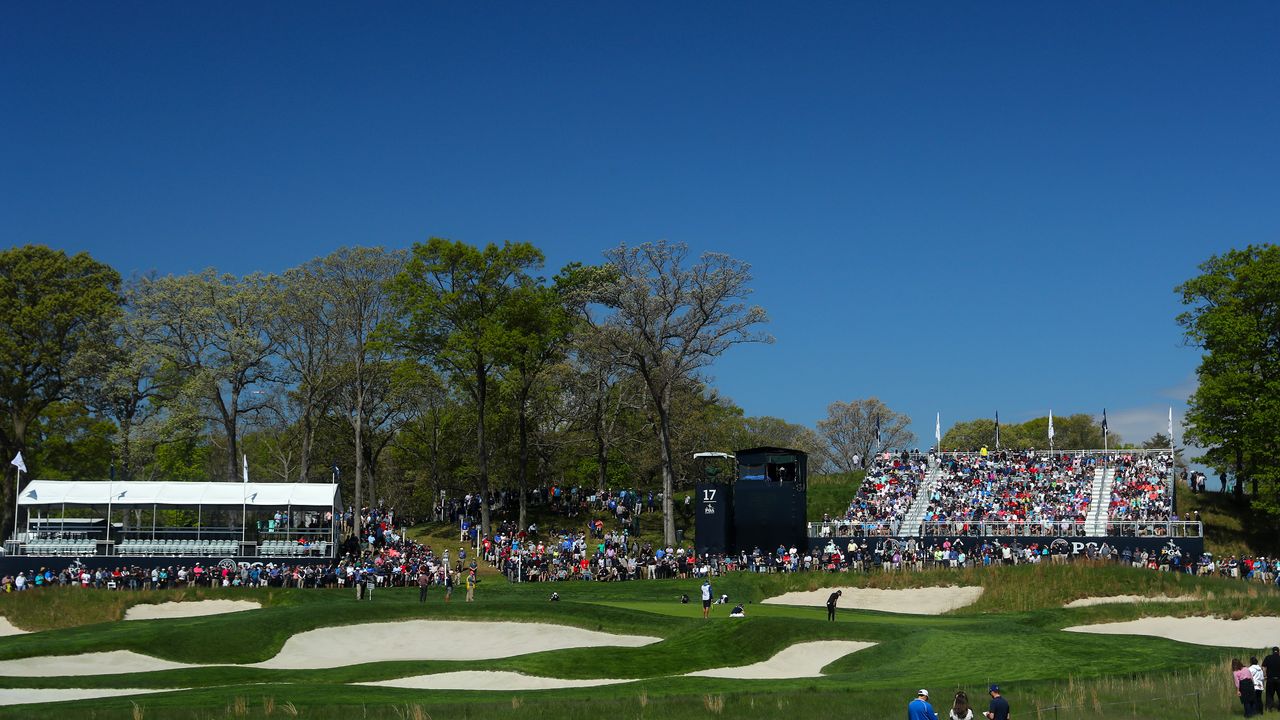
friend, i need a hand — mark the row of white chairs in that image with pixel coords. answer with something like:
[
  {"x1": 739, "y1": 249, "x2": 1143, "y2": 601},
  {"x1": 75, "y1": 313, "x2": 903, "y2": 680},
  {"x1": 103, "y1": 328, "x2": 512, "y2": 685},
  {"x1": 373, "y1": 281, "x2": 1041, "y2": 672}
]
[
  {"x1": 117, "y1": 538, "x2": 238, "y2": 556},
  {"x1": 260, "y1": 540, "x2": 329, "y2": 556},
  {"x1": 23, "y1": 538, "x2": 97, "y2": 556}
]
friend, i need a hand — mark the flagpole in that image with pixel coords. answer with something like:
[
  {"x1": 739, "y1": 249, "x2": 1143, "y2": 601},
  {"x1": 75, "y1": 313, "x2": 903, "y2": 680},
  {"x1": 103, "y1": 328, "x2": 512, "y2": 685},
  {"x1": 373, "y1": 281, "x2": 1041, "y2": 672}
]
[{"x1": 11, "y1": 467, "x2": 19, "y2": 538}]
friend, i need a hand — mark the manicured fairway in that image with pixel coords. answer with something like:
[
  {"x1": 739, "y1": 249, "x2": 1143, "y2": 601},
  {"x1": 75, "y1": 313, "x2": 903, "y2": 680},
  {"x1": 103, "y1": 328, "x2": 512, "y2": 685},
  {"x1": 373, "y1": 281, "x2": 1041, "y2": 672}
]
[{"x1": 0, "y1": 564, "x2": 1275, "y2": 719}]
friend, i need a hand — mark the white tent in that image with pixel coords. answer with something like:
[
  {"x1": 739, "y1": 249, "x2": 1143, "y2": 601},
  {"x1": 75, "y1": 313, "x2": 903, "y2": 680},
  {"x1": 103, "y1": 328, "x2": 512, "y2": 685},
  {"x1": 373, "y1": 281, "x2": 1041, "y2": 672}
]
[{"x1": 18, "y1": 481, "x2": 340, "y2": 509}]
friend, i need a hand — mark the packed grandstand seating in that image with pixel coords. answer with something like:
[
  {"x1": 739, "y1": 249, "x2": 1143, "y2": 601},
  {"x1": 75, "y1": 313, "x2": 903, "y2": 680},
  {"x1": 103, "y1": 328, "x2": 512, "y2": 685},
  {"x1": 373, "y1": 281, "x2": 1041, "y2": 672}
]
[
  {"x1": 830, "y1": 453, "x2": 929, "y2": 536},
  {"x1": 811, "y1": 449, "x2": 1187, "y2": 539},
  {"x1": 1107, "y1": 452, "x2": 1176, "y2": 530},
  {"x1": 921, "y1": 451, "x2": 1095, "y2": 536}
]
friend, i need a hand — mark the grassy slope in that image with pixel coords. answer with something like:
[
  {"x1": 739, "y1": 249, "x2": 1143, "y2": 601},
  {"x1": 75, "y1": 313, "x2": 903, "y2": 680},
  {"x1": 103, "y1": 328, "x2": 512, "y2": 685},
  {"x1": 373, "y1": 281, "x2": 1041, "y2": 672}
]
[
  {"x1": 0, "y1": 564, "x2": 1275, "y2": 719},
  {"x1": 1177, "y1": 483, "x2": 1279, "y2": 556}
]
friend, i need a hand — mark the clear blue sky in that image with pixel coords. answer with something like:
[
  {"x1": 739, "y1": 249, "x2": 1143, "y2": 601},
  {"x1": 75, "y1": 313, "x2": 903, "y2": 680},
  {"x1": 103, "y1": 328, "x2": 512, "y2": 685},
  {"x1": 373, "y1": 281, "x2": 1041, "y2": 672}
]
[{"x1": 4, "y1": 3, "x2": 1278, "y2": 450}]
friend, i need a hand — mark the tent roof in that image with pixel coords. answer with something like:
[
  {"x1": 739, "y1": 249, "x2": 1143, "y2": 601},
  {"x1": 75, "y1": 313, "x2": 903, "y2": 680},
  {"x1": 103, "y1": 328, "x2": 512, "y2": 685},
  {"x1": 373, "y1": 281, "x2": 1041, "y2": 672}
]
[{"x1": 17, "y1": 481, "x2": 340, "y2": 509}]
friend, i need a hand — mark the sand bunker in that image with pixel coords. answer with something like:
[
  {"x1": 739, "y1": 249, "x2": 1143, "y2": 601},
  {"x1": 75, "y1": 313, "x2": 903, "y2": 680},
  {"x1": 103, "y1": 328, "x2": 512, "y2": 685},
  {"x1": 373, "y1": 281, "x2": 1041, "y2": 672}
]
[
  {"x1": 687, "y1": 640, "x2": 875, "y2": 679},
  {"x1": 0, "y1": 650, "x2": 195, "y2": 677},
  {"x1": 125, "y1": 599, "x2": 262, "y2": 621},
  {"x1": 1064, "y1": 616, "x2": 1280, "y2": 648},
  {"x1": 763, "y1": 586, "x2": 983, "y2": 615},
  {"x1": 252, "y1": 620, "x2": 660, "y2": 670},
  {"x1": 0, "y1": 620, "x2": 658, "y2": 676},
  {"x1": 0, "y1": 616, "x2": 28, "y2": 637},
  {"x1": 1064, "y1": 595, "x2": 1196, "y2": 608},
  {"x1": 363, "y1": 671, "x2": 630, "y2": 691},
  {"x1": 0, "y1": 687, "x2": 188, "y2": 706}
]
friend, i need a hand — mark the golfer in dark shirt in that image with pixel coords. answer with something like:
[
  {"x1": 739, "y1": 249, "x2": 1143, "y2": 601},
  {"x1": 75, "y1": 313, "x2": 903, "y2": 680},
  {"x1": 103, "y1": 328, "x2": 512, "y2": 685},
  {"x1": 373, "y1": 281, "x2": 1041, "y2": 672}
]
[
  {"x1": 984, "y1": 685, "x2": 1009, "y2": 720},
  {"x1": 826, "y1": 590, "x2": 842, "y2": 621},
  {"x1": 1264, "y1": 647, "x2": 1280, "y2": 711}
]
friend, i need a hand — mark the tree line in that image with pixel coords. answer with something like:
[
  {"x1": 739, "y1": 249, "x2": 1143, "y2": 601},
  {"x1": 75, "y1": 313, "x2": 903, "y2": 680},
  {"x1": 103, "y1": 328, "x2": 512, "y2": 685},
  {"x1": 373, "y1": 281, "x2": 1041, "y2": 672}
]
[{"x1": 0, "y1": 241, "x2": 919, "y2": 544}]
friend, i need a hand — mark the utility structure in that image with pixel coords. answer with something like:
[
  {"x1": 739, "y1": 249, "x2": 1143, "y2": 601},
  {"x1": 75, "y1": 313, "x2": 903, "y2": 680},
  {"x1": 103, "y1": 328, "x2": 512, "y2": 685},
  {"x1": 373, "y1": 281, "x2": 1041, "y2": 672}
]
[{"x1": 694, "y1": 447, "x2": 808, "y2": 556}]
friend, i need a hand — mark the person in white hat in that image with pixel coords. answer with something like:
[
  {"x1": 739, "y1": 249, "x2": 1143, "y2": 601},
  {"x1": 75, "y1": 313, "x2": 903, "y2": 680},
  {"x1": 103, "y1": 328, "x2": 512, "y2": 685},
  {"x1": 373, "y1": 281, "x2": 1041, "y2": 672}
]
[{"x1": 908, "y1": 688, "x2": 939, "y2": 720}]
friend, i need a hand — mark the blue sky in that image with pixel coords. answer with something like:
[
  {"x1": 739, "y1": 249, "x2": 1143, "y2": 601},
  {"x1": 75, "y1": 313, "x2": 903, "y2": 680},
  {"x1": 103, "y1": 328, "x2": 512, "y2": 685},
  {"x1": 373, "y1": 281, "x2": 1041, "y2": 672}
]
[{"x1": 3, "y1": 3, "x2": 1278, "y2": 450}]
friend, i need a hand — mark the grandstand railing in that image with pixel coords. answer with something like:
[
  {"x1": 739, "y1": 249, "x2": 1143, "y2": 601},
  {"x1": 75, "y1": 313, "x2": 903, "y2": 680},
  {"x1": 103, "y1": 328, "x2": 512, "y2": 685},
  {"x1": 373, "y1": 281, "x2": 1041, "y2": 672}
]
[
  {"x1": 1105, "y1": 520, "x2": 1202, "y2": 538},
  {"x1": 810, "y1": 519, "x2": 1202, "y2": 538},
  {"x1": 934, "y1": 449, "x2": 1173, "y2": 458},
  {"x1": 919, "y1": 520, "x2": 1089, "y2": 537},
  {"x1": 808, "y1": 521, "x2": 901, "y2": 538}
]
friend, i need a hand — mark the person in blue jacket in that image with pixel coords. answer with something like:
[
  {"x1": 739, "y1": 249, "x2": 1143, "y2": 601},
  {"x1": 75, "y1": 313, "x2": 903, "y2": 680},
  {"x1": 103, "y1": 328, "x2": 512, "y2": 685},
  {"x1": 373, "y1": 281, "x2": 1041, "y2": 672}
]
[{"x1": 908, "y1": 688, "x2": 939, "y2": 720}]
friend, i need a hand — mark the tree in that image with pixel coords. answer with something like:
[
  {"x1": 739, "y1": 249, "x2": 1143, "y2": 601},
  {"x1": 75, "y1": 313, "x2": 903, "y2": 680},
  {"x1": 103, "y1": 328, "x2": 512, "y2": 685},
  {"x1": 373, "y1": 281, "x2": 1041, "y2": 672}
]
[
  {"x1": 271, "y1": 258, "x2": 345, "y2": 482},
  {"x1": 940, "y1": 413, "x2": 1114, "y2": 451},
  {"x1": 816, "y1": 398, "x2": 915, "y2": 473},
  {"x1": 1178, "y1": 245, "x2": 1280, "y2": 513},
  {"x1": 323, "y1": 248, "x2": 404, "y2": 513},
  {"x1": 499, "y1": 280, "x2": 574, "y2": 531},
  {"x1": 134, "y1": 270, "x2": 278, "y2": 481},
  {"x1": 86, "y1": 279, "x2": 169, "y2": 481},
  {"x1": 0, "y1": 245, "x2": 120, "y2": 533},
  {"x1": 390, "y1": 239, "x2": 544, "y2": 536},
  {"x1": 589, "y1": 241, "x2": 771, "y2": 545}
]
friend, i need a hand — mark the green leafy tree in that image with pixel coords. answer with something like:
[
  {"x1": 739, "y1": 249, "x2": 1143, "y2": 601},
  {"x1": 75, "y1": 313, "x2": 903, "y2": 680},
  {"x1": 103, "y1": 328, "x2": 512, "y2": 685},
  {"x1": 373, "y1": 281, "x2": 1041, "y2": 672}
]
[
  {"x1": 499, "y1": 280, "x2": 575, "y2": 530},
  {"x1": 0, "y1": 245, "x2": 120, "y2": 532},
  {"x1": 30, "y1": 401, "x2": 115, "y2": 480},
  {"x1": 134, "y1": 270, "x2": 278, "y2": 481},
  {"x1": 390, "y1": 238, "x2": 544, "y2": 536},
  {"x1": 1178, "y1": 244, "x2": 1280, "y2": 513}
]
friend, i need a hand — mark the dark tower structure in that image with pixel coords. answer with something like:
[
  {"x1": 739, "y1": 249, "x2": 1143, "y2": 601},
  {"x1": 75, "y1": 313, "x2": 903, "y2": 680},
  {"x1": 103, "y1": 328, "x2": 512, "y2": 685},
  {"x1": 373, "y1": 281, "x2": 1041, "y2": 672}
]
[{"x1": 729, "y1": 446, "x2": 808, "y2": 553}]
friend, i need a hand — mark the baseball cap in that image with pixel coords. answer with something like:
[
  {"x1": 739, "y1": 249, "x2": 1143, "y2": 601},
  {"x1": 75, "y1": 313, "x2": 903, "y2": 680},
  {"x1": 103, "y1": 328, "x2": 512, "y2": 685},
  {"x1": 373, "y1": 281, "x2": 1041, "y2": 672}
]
[
  {"x1": 989, "y1": 684, "x2": 1000, "y2": 693},
  {"x1": 917, "y1": 689, "x2": 929, "y2": 697}
]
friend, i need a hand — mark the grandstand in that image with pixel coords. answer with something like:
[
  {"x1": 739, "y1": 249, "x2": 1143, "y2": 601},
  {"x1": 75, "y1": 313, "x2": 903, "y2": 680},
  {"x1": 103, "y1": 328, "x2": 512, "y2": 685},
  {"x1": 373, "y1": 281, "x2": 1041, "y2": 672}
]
[
  {"x1": 808, "y1": 449, "x2": 1201, "y2": 554},
  {"x1": 2, "y1": 480, "x2": 340, "y2": 565}
]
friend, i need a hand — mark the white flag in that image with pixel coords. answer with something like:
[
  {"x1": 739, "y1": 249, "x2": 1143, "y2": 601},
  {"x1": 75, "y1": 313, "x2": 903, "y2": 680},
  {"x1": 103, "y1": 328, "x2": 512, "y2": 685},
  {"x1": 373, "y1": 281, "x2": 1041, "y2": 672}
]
[
  {"x1": 242, "y1": 453, "x2": 249, "y2": 484},
  {"x1": 935, "y1": 412, "x2": 941, "y2": 443},
  {"x1": 10, "y1": 451, "x2": 25, "y2": 474},
  {"x1": 1168, "y1": 407, "x2": 1174, "y2": 444},
  {"x1": 1048, "y1": 410, "x2": 1055, "y2": 440}
]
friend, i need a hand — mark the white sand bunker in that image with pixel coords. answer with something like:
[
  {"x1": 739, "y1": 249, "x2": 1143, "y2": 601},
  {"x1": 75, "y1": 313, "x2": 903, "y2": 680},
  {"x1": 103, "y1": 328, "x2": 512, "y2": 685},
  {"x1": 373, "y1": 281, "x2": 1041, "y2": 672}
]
[
  {"x1": 252, "y1": 620, "x2": 660, "y2": 670},
  {"x1": 763, "y1": 586, "x2": 983, "y2": 615},
  {"x1": 0, "y1": 687, "x2": 188, "y2": 706},
  {"x1": 0, "y1": 616, "x2": 28, "y2": 637},
  {"x1": 1065, "y1": 616, "x2": 1280, "y2": 648},
  {"x1": 363, "y1": 670, "x2": 630, "y2": 691},
  {"x1": 125, "y1": 599, "x2": 262, "y2": 621},
  {"x1": 0, "y1": 650, "x2": 195, "y2": 677},
  {"x1": 687, "y1": 640, "x2": 875, "y2": 679},
  {"x1": 1064, "y1": 595, "x2": 1197, "y2": 608},
  {"x1": 0, "y1": 620, "x2": 658, "y2": 676}
]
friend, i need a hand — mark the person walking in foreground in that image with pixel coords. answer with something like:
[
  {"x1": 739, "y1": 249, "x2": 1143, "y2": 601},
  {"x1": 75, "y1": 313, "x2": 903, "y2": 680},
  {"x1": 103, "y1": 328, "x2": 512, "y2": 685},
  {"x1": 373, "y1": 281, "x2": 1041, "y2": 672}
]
[
  {"x1": 443, "y1": 569, "x2": 454, "y2": 603},
  {"x1": 826, "y1": 590, "x2": 842, "y2": 621},
  {"x1": 701, "y1": 578, "x2": 713, "y2": 619},
  {"x1": 949, "y1": 691, "x2": 974, "y2": 720},
  {"x1": 1236, "y1": 658, "x2": 1259, "y2": 717},
  {"x1": 417, "y1": 566, "x2": 430, "y2": 603},
  {"x1": 908, "y1": 689, "x2": 938, "y2": 720},
  {"x1": 984, "y1": 685, "x2": 1010, "y2": 720},
  {"x1": 465, "y1": 569, "x2": 477, "y2": 602}
]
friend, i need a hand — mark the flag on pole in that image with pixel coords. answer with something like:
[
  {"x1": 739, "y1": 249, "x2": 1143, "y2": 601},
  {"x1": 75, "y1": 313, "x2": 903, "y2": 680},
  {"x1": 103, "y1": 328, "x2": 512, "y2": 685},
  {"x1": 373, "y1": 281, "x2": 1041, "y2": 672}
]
[
  {"x1": 995, "y1": 411, "x2": 1000, "y2": 448},
  {"x1": 874, "y1": 414, "x2": 882, "y2": 446},
  {"x1": 10, "y1": 452, "x2": 25, "y2": 474},
  {"x1": 242, "y1": 453, "x2": 249, "y2": 484},
  {"x1": 1101, "y1": 408, "x2": 1108, "y2": 436},
  {"x1": 935, "y1": 412, "x2": 941, "y2": 445},
  {"x1": 1048, "y1": 410, "x2": 1055, "y2": 440},
  {"x1": 1168, "y1": 407, "x2": 1174, "y2": 443}
]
